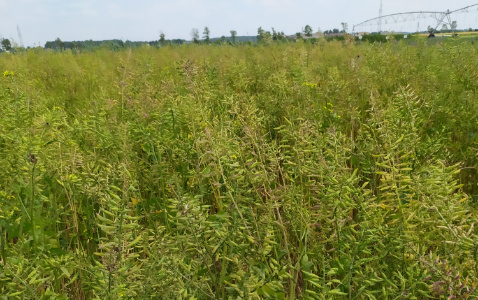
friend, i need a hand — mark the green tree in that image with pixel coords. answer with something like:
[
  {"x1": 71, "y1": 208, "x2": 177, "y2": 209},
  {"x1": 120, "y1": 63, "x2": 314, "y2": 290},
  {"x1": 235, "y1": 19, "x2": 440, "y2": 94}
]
[
  {"x1": 191, "y1": 28, "x2": 200, "y2": 44},
  {"x1": 55, "y1": 37, "x2": 64, "y2": 50},
  {"x1": 1, "y1": 38, "x2": 12, "y2": 51},
  {"x1": 427, "y1": 25, "x2": 435, "y2": 35},
  {"x1": 230, "y1": 30, "x2": 237, "y2": 43},
  {"x1": 441, "y1": 24, "x2": 448, "y2": 32},
  {"x1": 203, "y1": 27, "x2": 210, "y2": 44},
  {"x1": 159, "y1": 32, "x2": 166, "y2": 45},
  {"x1": 272, "y1": 28, "x2": 278, "y2": 40},
  {"x1": 257, "y1": 27, "x2": 265, "y2": 41},
  {"x1": 257, "y1": 27, "x2": 272, "y2": 44},
  {"x1": 303, "y1": 25, "x2": 313, "y2": 37},
  {"x1": 451, "y1": 21, "x2": 458, "y2": 31},
  {"x1": 271, "y1": 29, "x2": 285, "y2": 41}
]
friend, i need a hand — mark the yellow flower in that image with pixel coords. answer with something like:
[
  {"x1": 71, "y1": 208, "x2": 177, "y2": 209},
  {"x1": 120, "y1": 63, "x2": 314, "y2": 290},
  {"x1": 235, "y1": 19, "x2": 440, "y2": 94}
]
[
  {"x1": 3, "y1": 70, "x2": 14, "y2": 77},
  {"x1": 131, "y1": 198, "x2": 140, "y2": 205},
  {"x1": 302, "y1": 82, "x2": 317, "y2": 88},
  {"x1": 232, "y1": 154, "x2": 237, "y2": 159}
]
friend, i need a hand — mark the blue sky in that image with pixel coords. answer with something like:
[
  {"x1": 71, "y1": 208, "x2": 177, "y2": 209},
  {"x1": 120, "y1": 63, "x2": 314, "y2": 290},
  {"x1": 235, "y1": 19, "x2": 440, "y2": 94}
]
[{"x1": 1, "y1": 0, "x2": 477, "y2": 47}]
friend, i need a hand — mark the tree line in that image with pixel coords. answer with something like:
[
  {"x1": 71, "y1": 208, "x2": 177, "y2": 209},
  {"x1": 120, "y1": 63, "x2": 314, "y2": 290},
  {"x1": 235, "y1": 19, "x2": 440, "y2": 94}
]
[{"x1": 1, "y1": 22, "x2": 429, "y2": 53}]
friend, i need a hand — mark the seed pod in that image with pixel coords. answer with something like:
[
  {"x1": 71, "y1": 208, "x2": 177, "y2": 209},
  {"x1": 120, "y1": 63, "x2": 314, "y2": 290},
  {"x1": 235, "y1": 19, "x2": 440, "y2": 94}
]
[{"x1": 29, "y1": 153, "x2": 37, "y2": 164}]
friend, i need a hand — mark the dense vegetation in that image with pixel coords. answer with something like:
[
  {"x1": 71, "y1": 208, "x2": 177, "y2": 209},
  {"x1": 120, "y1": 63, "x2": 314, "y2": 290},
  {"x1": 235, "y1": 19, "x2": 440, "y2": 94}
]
[{"x1": 0, "y1": 39, "x2": 477, "y2": 299}]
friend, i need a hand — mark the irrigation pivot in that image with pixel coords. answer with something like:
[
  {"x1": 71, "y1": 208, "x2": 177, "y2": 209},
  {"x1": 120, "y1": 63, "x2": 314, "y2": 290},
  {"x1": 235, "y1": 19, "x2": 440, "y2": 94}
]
[{"x1": 353, "y1": 3, "x2": 478, "y2": 35}]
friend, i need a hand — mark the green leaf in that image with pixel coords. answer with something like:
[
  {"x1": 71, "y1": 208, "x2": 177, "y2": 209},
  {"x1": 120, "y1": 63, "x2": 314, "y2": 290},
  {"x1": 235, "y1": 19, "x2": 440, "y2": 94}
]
[
  {"x1": 60, "y1": 267, "x2": 71, "y2": 278},
  {"x1": 328, "y1": 289, "x2": 347, "y2": 296}
]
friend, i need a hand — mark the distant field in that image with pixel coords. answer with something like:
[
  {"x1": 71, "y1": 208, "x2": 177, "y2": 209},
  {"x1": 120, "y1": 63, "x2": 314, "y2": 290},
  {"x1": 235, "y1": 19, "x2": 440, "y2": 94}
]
[
  {"x1": 453, "y1": 31, "x2": 478, "y2": 36},
  {"x1": 417, "y1": 30, "x2": 478, "y2": 37},
  {"x1": 0, "y1": 40, "x2": 477, "y2": 299}
]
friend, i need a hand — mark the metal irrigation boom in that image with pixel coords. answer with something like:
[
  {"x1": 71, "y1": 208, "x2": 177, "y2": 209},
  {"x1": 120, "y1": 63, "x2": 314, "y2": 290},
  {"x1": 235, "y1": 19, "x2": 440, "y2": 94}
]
[{"x1": 353, "y1": 3, "x2": 478, "y2": 34}]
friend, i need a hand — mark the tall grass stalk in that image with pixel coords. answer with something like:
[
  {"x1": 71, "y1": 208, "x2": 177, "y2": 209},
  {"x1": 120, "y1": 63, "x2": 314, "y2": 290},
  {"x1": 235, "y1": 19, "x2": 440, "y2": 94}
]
[{"x1": 0, "y1": 40, "x2": 477, "y2": 298}]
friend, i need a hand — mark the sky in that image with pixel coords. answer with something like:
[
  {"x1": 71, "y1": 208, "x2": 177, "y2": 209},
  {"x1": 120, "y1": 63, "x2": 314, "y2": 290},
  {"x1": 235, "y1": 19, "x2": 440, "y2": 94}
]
[{"x1": 1, "y1": 0, "x2": 478, "y2": 47}]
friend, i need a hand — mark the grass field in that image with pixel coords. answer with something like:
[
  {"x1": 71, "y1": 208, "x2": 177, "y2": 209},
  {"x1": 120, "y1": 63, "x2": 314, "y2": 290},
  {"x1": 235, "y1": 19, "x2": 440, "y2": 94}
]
[
  {"x1": 0, "y1": 39, "x2": 477, "y2": 299},
  {"x1": 417, "y1": 30, "x2": 478, "y2": 37}
]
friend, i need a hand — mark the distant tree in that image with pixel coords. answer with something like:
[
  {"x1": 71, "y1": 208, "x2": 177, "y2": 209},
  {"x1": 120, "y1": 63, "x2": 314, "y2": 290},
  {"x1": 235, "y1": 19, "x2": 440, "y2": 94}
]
[
  {"x1": 271, "y1": 28, "x2": 285, "y2": 41},
  {"x1": 191, "y1": 28, "x2": 200, "y2": 44},
  {"x1": 220, "y1": 35, "x2": 227, "y2": 43},
  {"x1": 427, "y1": 25, "x2": 435, "y2": 35},
  {"x1": 441, "y1": 24, "x2": 448, "y2": 32},
  {"x1": 333, "y1": 28, "x2": 340, "y2": 34},
  {"x1": 451, "y1": 20, "x2": 458, "y2": 31},
  {"x1": 230, "y1": 30, "x2": 237, "y2": 43},
  {"x1": 160, "y1": 32, "x2": 166, "y2": 45},
  {"x1": 256, "y1": 27, "x2": 271, "y2": 43},
  {"x1": 272, "y1": 28, "x2": 285, "y2": 41},
  {"x1": 171, "y1": 39, "x2": 185, "y2": 45},
  {"x1": 341, "y1": 22, "x2": 348, "y2": 33},
  {"x1": 272, "y1": 28, "x2": 278, "y2": 40},
  {"x1": 258, "y1": 29, "x2": 272, "y2": 44},
  {"x1": 72, "y1": 41, "x2": 81, "y2": 50},
  {"x1": 303, "y1": 25, "x2": 313, "y2": 37},
  {"x1": 257, "y1": 26, "x2": 272, "y2": 43},
  {"x1": 296, "y1": 32, "x2": 302, "y2": 39},
  {"x1": 1, "y1": 38, "x2": 12, "y2": 51},
  {"x1": 257, "y1": 27, "x2": 265, "y2": 41},
  {"x1": 55, "y1": 37, "x2": 64, "y2": 50},
  {"x1": 203, "y1": 27, "x2": 210, "y2": 44}
]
